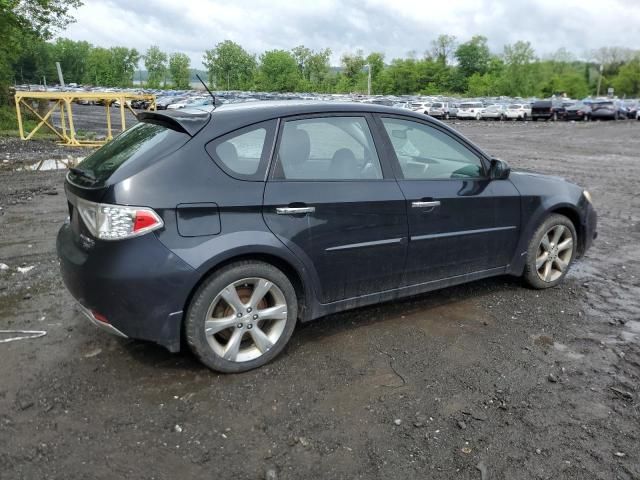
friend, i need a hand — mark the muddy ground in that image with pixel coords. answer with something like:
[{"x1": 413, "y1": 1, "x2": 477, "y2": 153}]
[{"x1": 0, "y1": 112, "x2": 639, "y2": 480}]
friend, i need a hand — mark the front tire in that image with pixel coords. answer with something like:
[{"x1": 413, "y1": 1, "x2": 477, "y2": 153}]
[
  {"x1": 523, "y1": 214, "x2": 577, "y2": 289},
  {"x1": 185, "y1": 261, "x2": 298, "y2": 373}
]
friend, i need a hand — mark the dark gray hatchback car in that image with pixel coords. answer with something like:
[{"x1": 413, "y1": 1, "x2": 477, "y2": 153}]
[{"x1": 57, "y1": 102, "x2": 597, "y2": 372}]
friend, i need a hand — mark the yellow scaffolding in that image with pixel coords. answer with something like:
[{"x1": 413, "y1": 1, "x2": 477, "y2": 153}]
[{"x1": 14, "y1": 91, "x2": 156, "y2": 147}]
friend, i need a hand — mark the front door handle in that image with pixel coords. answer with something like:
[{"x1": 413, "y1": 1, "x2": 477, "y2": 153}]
[
  {"x1": 411, "y1": 200, "x2": 441, "y2": 208},
  {"x1": 276, "y1": 206, "x2": 316, "y2": 215}
]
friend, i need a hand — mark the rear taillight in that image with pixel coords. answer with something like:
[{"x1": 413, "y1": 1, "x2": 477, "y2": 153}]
[{"x1": 76, "y1": 198, "x2": 163, "y2": 241}]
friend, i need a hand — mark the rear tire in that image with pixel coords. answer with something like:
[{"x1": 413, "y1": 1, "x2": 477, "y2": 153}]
[
  {"x1": 523, "y1": 214, "x2": 577, "y2": 289},
  {"x1": 185, "y1": 261, "x2": 298, "y2": 373}
]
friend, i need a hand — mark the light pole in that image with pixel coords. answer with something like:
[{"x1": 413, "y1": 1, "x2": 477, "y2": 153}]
[
  {"x1": 596, "y1": 64, "x2": 603, "y2": 98},
  {"x1": 364, "y1": 64, "x2": 371, "y2": 96}
]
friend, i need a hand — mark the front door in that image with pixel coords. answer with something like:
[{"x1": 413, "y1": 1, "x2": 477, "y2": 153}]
[
  {"x1": 263, "y1": 115, "x2": 408, "y2": 303},
  {"x1": 377, "y1": 116, "x2": 521, "y2": 286}
]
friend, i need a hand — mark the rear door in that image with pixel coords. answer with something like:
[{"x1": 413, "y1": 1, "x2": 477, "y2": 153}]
[
  {"x1": 375, "y1": 115, "x2": 521, "y2": 286},
  {"x1": 263, "y1": 114, "x2": 408, "y2": 303}
]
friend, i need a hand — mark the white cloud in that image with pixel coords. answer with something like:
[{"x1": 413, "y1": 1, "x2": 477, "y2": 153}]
[{"x1": 60, "y1": 0, "x2": 640, "y2": 68}]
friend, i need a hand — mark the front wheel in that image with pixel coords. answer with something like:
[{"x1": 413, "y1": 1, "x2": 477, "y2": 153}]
[
  {"x1": 185, "y1": 261, "x2": 298, "y2": 373},
  {"x1": 523, "y1": 214, "x2": 577, "y2": 289}
]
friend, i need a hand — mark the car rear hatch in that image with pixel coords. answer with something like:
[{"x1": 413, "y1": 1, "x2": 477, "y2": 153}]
[{"x1": 65, "y1": 109, "x2": 211, "y2": 239}]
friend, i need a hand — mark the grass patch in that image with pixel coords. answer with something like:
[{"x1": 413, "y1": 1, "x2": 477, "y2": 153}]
[{"x1": 0, "y1": 105, "x2": 57, "y2": 139}]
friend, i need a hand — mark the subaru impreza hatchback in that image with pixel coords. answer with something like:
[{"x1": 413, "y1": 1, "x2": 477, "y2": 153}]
[{"x1": 57, "y1": 102, "x2": 597, "y2": 372}]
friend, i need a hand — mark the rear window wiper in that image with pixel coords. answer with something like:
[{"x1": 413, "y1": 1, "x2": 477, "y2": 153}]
[{"x1": 69, "y1": 167, "x2": 97, "y2": 183}]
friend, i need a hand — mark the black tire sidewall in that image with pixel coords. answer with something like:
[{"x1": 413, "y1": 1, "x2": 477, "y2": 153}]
[
  {"x1": 185, "y1": 261, "x2": 298, "y2": 373},
  {"x1": 523, "y1": 214, "x2": 578, "y2": 289}
]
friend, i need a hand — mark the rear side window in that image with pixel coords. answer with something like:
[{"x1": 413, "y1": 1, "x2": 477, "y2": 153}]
[
  {"x1": 273, "y1": 116, "x2": 383, "y2": 181},
  {"x1": 206, "y1": 120, "x2": 276, "y2": 181},
  {"x1": 71, "y1": 122, "x2": 188, "y2": 187}
]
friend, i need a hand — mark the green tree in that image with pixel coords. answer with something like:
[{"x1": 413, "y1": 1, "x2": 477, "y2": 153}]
[
  {"x1": 306, "y1": 48, "x2": 332, "y2": 91},
  {"x1": 169, "y1": 52, "x2": 191, "y2": 89},
  {"x1": 49, "y1": 38, "x2": 92, "y2": 84},
  {"x1": 501, "y1": 41, "x2": 537, "y2": 96},
  {"x1": 203, "y1": 40, "x2": 256, "y2": 90},
  {"x1": 256, "y1": 50, "x2": 300, "y2": 92},
  {"x1": 455, "y1": 35, "x2": 491, "y2": 78},
  {"x1": 109, "y1": 46, "x2": 139, "y2": 87},
  {"x1": 611, "y1": 57, "x2": 640, "y2": 96},
  {"x1": 340, "y1": 50, "x2": 366, "y2": 91},
  {"x1": 430, "y1": 34, "x2": 457, "y2": 66},
  {"x1": 0, "y1": 0, "x2": 82, "y2": 102},
  {"x1": 143, "y1": 45, "x2": 167, "y2": 88},
  {"x1": 365, "y1": 52, "x2": 385, "y2": 93}
]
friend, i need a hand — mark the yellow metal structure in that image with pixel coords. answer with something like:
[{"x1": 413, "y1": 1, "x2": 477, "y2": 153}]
[{"x1": 14, "y1": 91, "x2": 156, "y2": 147}]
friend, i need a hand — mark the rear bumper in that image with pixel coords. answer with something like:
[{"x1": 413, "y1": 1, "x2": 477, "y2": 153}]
[
  {"x1": 56, "y1": 223, "x2": 197, "y2": 352},
  {"x1": 76, "y1": 302, "x2": 128, "y2": 338}
]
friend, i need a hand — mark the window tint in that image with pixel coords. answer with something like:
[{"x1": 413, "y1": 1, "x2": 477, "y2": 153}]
[
  {"x1": 381, "y1": 118, "x2": 484, "y2": 180},
  {"x1": 207, "y1": 120, "x2": 276, "y2": 180},
  {"x1": 215, "y1": 128, "x2": 265, "y2": 175},
  {"x1": 275, "y1": 117, "x2": 383, "y2": 180},
  {"x1": 71, "y1": 122, "x2": 188, "y2": 187}
]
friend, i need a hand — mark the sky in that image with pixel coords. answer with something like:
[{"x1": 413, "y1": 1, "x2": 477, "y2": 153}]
[{"x1": 60, "y1": 0, "x2": 640, "y2": 69}]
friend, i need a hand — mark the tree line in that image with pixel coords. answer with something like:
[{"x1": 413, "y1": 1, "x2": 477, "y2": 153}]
[{"x1": 2, "y1": 1, "x2": 639, "y2": 104}]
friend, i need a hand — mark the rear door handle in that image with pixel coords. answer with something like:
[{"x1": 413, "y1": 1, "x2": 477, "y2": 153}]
[
  {"x1": 276, "y1": 206, "x2": 315, "y2": 215},
  {"x1": 411, "y1": 200, "x2": 440, "y2": 208}
]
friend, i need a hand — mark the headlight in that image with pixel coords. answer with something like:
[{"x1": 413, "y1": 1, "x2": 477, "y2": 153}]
[{"x1": 583, "y1": 190, "x2": 592, "y2": 204}]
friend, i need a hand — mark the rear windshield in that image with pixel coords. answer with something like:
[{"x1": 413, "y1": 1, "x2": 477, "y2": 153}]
[
  {"x1": 460, "y1": 103, "x2": 482, "y2": 108},
  {"x1": 70, "y1": 121, "x2": 189, "y2": 187}
]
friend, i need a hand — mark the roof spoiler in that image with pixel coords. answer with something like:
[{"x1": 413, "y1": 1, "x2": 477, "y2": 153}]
[{"x1": 137, "y1": 109, "x2": 211, "y2": 137}]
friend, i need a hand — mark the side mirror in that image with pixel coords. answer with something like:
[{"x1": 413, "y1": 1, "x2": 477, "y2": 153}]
[{"x1": 490, "y1": 158, "x2": 510, "y2": 180}]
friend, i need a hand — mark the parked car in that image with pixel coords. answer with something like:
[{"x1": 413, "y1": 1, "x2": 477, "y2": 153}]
[
  {"x1": 156, "y1": 95, "x2": 186, "y2": 110},
  {"x1": 410, "y1": 102, "x2": 432, "y2": 115},
  {"x1": 563, "y1": 102, "x2": 592, "y2": 121},
  {"x1": 590, "y1": 100, "x2": 626, "y2": 120},
  {"x1": 456, "y1": 101, "x2": 484, "y2": 120},
  {"x1": 504, "y1": 103, "x2": 532, "y2": 120},
  {"x1": 57, "y1": 102, "x2": 597, "y2": 373},
  {"x1": 531, "y1": 99, "x2": 567, "y2": 121},
  {"x1": 167, "y1": 97, "x2": 213, "y2": 109},
  {"x1": 428, "y1": 102, "x2": 454, "y2": 119},
  {"x1": 623, "y1": 100, "x2": 638, "y2": 119},
  {"x1": 480, "y1": 104, "x2": 508, "y2": 120}
]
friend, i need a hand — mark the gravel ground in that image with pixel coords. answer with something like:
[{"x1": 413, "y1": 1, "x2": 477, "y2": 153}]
[{"x1": 0, "y1": 112, "x2": 639, "y2": 480}]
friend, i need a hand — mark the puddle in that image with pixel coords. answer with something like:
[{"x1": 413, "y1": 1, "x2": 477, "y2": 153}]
[{"x1": 16, "y1": 157, "x2": 84, "y2": 172}]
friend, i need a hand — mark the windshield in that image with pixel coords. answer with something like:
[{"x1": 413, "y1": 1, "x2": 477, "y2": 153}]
[{"x1": 70, "y1": 121, "x2": 189, "y2": 187}]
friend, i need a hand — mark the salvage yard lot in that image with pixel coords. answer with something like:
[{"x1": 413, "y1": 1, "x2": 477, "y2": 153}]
[{"x1": 1, "y1": 119, "x2": 639, "y2": 479}]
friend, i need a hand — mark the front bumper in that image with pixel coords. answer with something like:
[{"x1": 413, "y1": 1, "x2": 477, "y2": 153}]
[{"x1": 57, "y1": 223, "x2": 197, "y2": 352}]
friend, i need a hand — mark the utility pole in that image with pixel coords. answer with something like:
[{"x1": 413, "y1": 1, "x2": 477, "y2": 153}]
[
  {"x1": 365, "y1": 64, "x2": 371, "y2": 96},
  {"x1": 596, "y1": 64, "x2": 603, "y2": 98},
  {"x1": 56, "y1": 62, "x2": 65, "y2": 87}
]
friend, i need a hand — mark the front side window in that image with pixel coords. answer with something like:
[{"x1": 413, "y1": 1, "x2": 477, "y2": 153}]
[
  {"x1": 274, "y1": 116, "x2": 383, "y2": 180},
  {"x1": 381, "y1": 118, "x2": 484, "y2": 180},
  {"x1": 206, "y1": 120, "x2": 275, "y2": 180}
]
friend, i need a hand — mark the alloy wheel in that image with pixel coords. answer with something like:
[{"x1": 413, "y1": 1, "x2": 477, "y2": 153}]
[
  {"x1": 204, "y1": 278, "x2": 288, "y2": 362},
  {"x1": 535, "y1": 225, "x2": 574, "y2": 282}
]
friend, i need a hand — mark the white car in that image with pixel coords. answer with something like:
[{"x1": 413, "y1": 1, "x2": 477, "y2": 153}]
[
  {"x1": 481, "y1": 104, "x2": 508, "y2": 120},
  {"x1": 505, "y1": 104, "x2": 532, "y2": 121},
  {"x1": 167, "y1": 97, "x2": 209, "y2": 110},
  {"x1": 410, "y1": 102, "x2": 432, "y2": 115},
  {"x1": 456, "y1": 102, "x2": 484, "y2": 120}
]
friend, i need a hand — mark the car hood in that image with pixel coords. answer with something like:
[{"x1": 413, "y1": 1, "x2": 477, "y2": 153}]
[{"x1": 510, "y1": 170, "x2": 566, "y2": 182}]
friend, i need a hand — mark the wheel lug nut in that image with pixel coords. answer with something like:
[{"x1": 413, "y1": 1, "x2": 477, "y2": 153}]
[
  {"x1": 247, "y1": 324, "x2": 253, "y2": 329},
  {"x1": 253, "y1": 314, "x2": 258, "y2": 320},
  {"x1": 247, "y1": 307, "x2": 252, "y2": 313},
  {"x1": 237, "y1": 323, "x2": 243, "y2": 328},
  {"x1": 237, "y1": 313, "x2": 242, "y2": 318}
]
